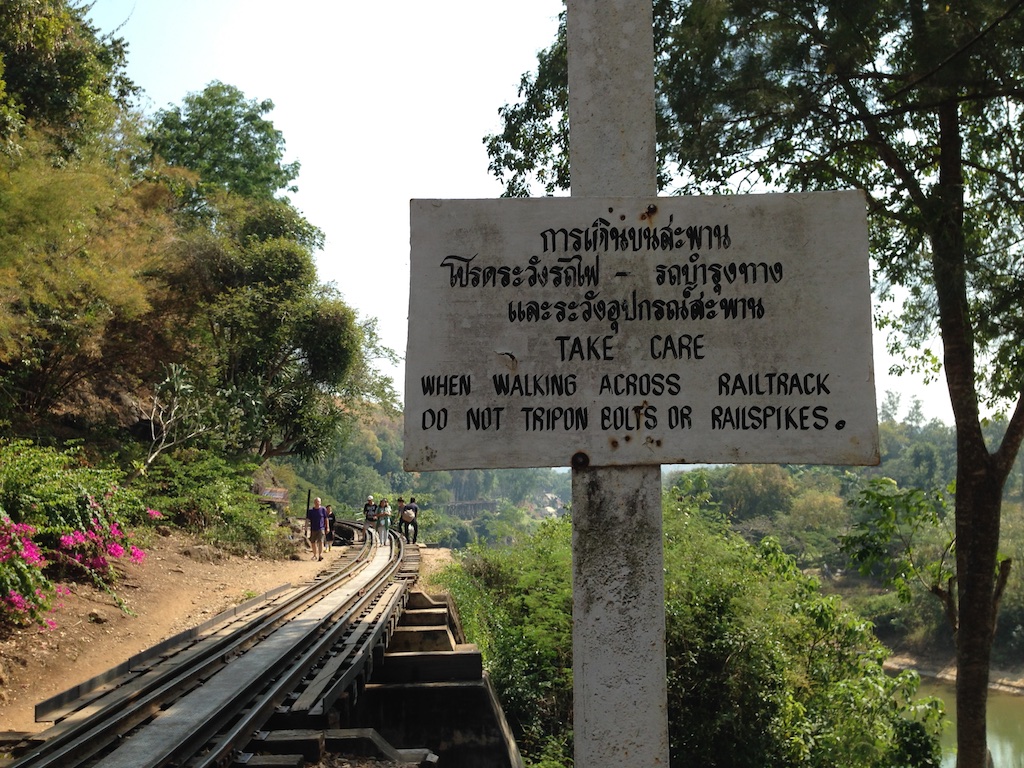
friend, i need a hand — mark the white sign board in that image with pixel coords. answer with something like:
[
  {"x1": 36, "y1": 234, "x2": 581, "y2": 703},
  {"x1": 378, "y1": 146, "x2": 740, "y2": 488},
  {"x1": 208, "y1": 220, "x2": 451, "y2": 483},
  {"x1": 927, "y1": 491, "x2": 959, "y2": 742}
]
[{"x1": 405, "y1": 191, "x2": 879, "y2": 470}]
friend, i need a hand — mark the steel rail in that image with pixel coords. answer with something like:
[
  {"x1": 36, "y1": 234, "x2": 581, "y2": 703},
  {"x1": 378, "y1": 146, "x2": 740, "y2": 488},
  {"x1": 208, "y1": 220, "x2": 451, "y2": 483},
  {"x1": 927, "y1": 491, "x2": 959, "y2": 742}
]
[
  {"x1": 35, "y1": 523, "x2": 370, "y2": 732},
  {"x1": 108, "y1": 533, "x2": 407, "y2": 768},
  {"x1": 8, "y1": 523, "x2": 400, "y2": 768},
  {"x1": 35, "y1": 521, "x2": 371, "y2": 725},
  {"x1": 20, "y1": 528, "x2": 368, "y2": 757},
  {"x1": 95, "y1": 568, "x2": 398, "y2": 767},
  {"x1": 187, "y1": 547, "x2": 408, "y2": 768}
]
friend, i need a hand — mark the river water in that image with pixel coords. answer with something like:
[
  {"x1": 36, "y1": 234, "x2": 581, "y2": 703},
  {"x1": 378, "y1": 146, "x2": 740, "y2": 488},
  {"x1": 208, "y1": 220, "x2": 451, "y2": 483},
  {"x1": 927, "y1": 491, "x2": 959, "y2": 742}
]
[{"x1": 916, "y1": 679, "x2": 1024, "y2": 767}]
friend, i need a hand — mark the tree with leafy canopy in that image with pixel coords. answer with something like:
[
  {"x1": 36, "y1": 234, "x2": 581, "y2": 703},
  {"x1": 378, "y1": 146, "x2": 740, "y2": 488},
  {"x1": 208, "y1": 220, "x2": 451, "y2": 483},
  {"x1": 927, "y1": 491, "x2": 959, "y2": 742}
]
[
  {"x1": 143, "y1": 81, "x2": 394, "y2": 464},
  {"x1": 0, "y1": 0, "x2": 163, "y2": 423},
  {"x1": 0, "y1": 131, "x2": 178, "y2": 422},
  {"x1": 165, "y1": 194, "x2": 393, "y2": 462},
  {"x1": 487, "y1": 3, "x2": 1023, "y2": 765},
  {"x1": 0, "y1": 0, "x2": 136, "y2": 156},
  {"x1": 290, "y1": 403, "x2": 405, "y2": 509},
  {"x1": 147, "y1": 81, "x2": 299, "y2": 200}
]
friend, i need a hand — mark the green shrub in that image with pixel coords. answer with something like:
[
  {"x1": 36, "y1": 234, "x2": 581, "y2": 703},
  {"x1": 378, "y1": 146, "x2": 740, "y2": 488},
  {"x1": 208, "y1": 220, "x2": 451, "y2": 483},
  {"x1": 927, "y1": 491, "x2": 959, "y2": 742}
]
[
  {"x1": 0, "y1": 439, "x2": 147, "y2": 528},
  {"x1": 441, "y1": 500, "x2": 944, "y2": 768},
  {"x1": 138, "y1": 448, "x2": 283, "y2": 554},
  {"x1": 435, "y1": 517, "x2": 573, "y2": 762},
  {"x1": 664, "y1": 510, "x2": 943, "y2": 768},
  {"x1": 0, "y1": 441, "x2": 151, "y2": 628}
]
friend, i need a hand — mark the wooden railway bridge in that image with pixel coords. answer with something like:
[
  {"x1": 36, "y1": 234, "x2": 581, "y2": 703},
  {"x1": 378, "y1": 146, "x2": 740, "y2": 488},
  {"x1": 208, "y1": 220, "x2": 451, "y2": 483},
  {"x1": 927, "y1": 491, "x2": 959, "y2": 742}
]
[{"x1": 0, "y1": 524, "x2": 521, "y2": 768}]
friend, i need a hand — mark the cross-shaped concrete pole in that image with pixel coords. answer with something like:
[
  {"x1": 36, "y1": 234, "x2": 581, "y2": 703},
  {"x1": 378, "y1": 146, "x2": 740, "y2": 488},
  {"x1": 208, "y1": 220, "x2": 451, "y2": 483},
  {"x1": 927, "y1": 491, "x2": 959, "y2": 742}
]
[
  {"x1": 566, "y1": 1, "x2": 671, "y2": 765},
  {"x1": 406, "y1": 5, "x2": 878, "y2": 763}
]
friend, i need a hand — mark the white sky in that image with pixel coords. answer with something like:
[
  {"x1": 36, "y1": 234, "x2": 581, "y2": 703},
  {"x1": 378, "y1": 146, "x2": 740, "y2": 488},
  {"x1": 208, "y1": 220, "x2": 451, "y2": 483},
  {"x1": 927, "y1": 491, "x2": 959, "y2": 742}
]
[{"x1": 86, "y1": 0, "x2": 953, "y2": 425}]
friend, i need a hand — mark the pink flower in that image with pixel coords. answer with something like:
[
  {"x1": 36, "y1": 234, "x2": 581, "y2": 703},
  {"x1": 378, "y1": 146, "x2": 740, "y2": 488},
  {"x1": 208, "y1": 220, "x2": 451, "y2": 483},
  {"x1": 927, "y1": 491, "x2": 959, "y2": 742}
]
[
  {"x1": 146, "y1": 508, "x2": 163, "y2": 519},
  {"x1": 129, "y1": 546, "x2": 146, "y2": 564},
  {"x1": 22, "y1": 541, "x2": 44, "y2": 566},
  {"x1": 61, "y1": 530, "x2": 87, "y2": 548},
  {"x1": 21, "y1": 540, "x2": 43, "y2": 565},
  {"x1": 6, "y1": 590, "x2": 29, "y2": 613},
  {"x1": 0, "y1": 523, "x2": 46, "y2": 567},
  {"x1": 106, "y1": 542, "x2": 125, "y2": 558}
]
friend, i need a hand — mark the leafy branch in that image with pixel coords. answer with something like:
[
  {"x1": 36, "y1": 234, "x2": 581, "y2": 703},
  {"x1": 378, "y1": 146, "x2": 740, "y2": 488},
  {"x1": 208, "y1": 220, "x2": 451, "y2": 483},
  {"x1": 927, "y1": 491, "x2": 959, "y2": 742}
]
[
  {"x1": 842, "y1": 478, "x2": 968, "y2": 636},
  {"x1": 129, "y1": 364, "x2": 210, "y2": 481}
]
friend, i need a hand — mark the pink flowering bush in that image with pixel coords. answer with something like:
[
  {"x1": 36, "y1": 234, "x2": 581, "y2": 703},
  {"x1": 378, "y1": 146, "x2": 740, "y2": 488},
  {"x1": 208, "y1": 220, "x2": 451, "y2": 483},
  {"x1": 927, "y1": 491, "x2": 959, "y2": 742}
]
[
  {"x1": 1, "y1": 496, "x2": 155, "y2": 629},
  {"x1": 0, "y1": 442, "x2": 174, "y2": 626},
  {"x1": 0, "y1": 514, "x2": 150, "y2": 628},
  {"x1": 0, "y1": 441, "x2": 161, "y2": 630},
  {"x1": 49, "y1": 511, "x2": 147, "y2": 581},
  {"x1": 40, "y1": 492, "x2": 148, "y2": 587},
  {"x1": 0, "y1": 516, "x2": 55, "y2": 627}
]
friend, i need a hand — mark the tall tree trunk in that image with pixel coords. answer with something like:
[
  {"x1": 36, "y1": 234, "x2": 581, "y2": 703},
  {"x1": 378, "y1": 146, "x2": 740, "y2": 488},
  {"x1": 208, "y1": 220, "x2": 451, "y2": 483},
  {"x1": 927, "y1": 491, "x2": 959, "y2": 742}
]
[
  {"x1": 953, "y1": 457, "x2": 1000, "y2": 768},
  {"x1": 930, "y1": 95, "x2": 999, "y2": 768}
]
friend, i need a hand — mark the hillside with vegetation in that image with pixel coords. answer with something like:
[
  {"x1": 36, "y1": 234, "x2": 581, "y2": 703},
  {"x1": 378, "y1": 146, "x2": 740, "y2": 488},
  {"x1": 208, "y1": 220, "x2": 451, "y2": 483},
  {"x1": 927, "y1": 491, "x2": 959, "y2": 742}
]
[
  {"x1": 0, "y1": 1, "x2": 389, "y2": 624},
  {"x1": 666, "y1": 396, "x2": 1024, "y2": 670},
  {"x1": 3, "y1": 4, "x2": 1023, "y2": 767},
  {"x1": 0, "y1": 1, "x2": 571, "y2": 634},
  {"x1": 438, "y1": 481, "x2": 948, "y2": 767}
]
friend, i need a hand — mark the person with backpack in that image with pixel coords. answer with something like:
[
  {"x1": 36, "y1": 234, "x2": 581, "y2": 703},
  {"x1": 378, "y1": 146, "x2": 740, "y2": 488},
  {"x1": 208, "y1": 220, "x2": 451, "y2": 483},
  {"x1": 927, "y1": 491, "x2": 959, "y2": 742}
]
[
  {"x1": 362, "y1": 495, "x2": 378, "y2": 543},
  {"x1": 324, "y1": 504, "x2": 337, "y2": 550},
  {"x1": 400, "y1": 497, "x2": 419, "y2": 544}
]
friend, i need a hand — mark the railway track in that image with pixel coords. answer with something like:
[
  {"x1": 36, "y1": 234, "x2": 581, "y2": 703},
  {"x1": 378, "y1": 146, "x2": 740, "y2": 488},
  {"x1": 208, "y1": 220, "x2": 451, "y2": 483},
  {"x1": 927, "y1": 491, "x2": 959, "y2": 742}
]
[{"x1": 5, "y1": 523, "x2": 420, "y2": 768}]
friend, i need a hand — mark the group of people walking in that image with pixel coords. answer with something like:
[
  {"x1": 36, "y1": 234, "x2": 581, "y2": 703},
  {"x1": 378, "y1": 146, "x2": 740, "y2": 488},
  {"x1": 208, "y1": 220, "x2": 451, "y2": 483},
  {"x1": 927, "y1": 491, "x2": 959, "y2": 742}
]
[
  {"x1": 363, "y1": 495, "x2": 419, "y2": 545},
  {"x1": 305, "y1": 493, "x2": 418, "y2": 558}
]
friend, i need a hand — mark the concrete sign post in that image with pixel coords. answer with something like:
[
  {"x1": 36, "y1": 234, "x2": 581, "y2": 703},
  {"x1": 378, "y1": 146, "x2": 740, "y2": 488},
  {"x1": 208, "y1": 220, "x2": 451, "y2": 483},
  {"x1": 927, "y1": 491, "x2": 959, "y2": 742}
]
[
  {"x1": 406, "y1": 0, "x2": 877, "y2": 764},
  {"x1": 566, "y1": 2, "x2": 666, "y2": 764}
]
